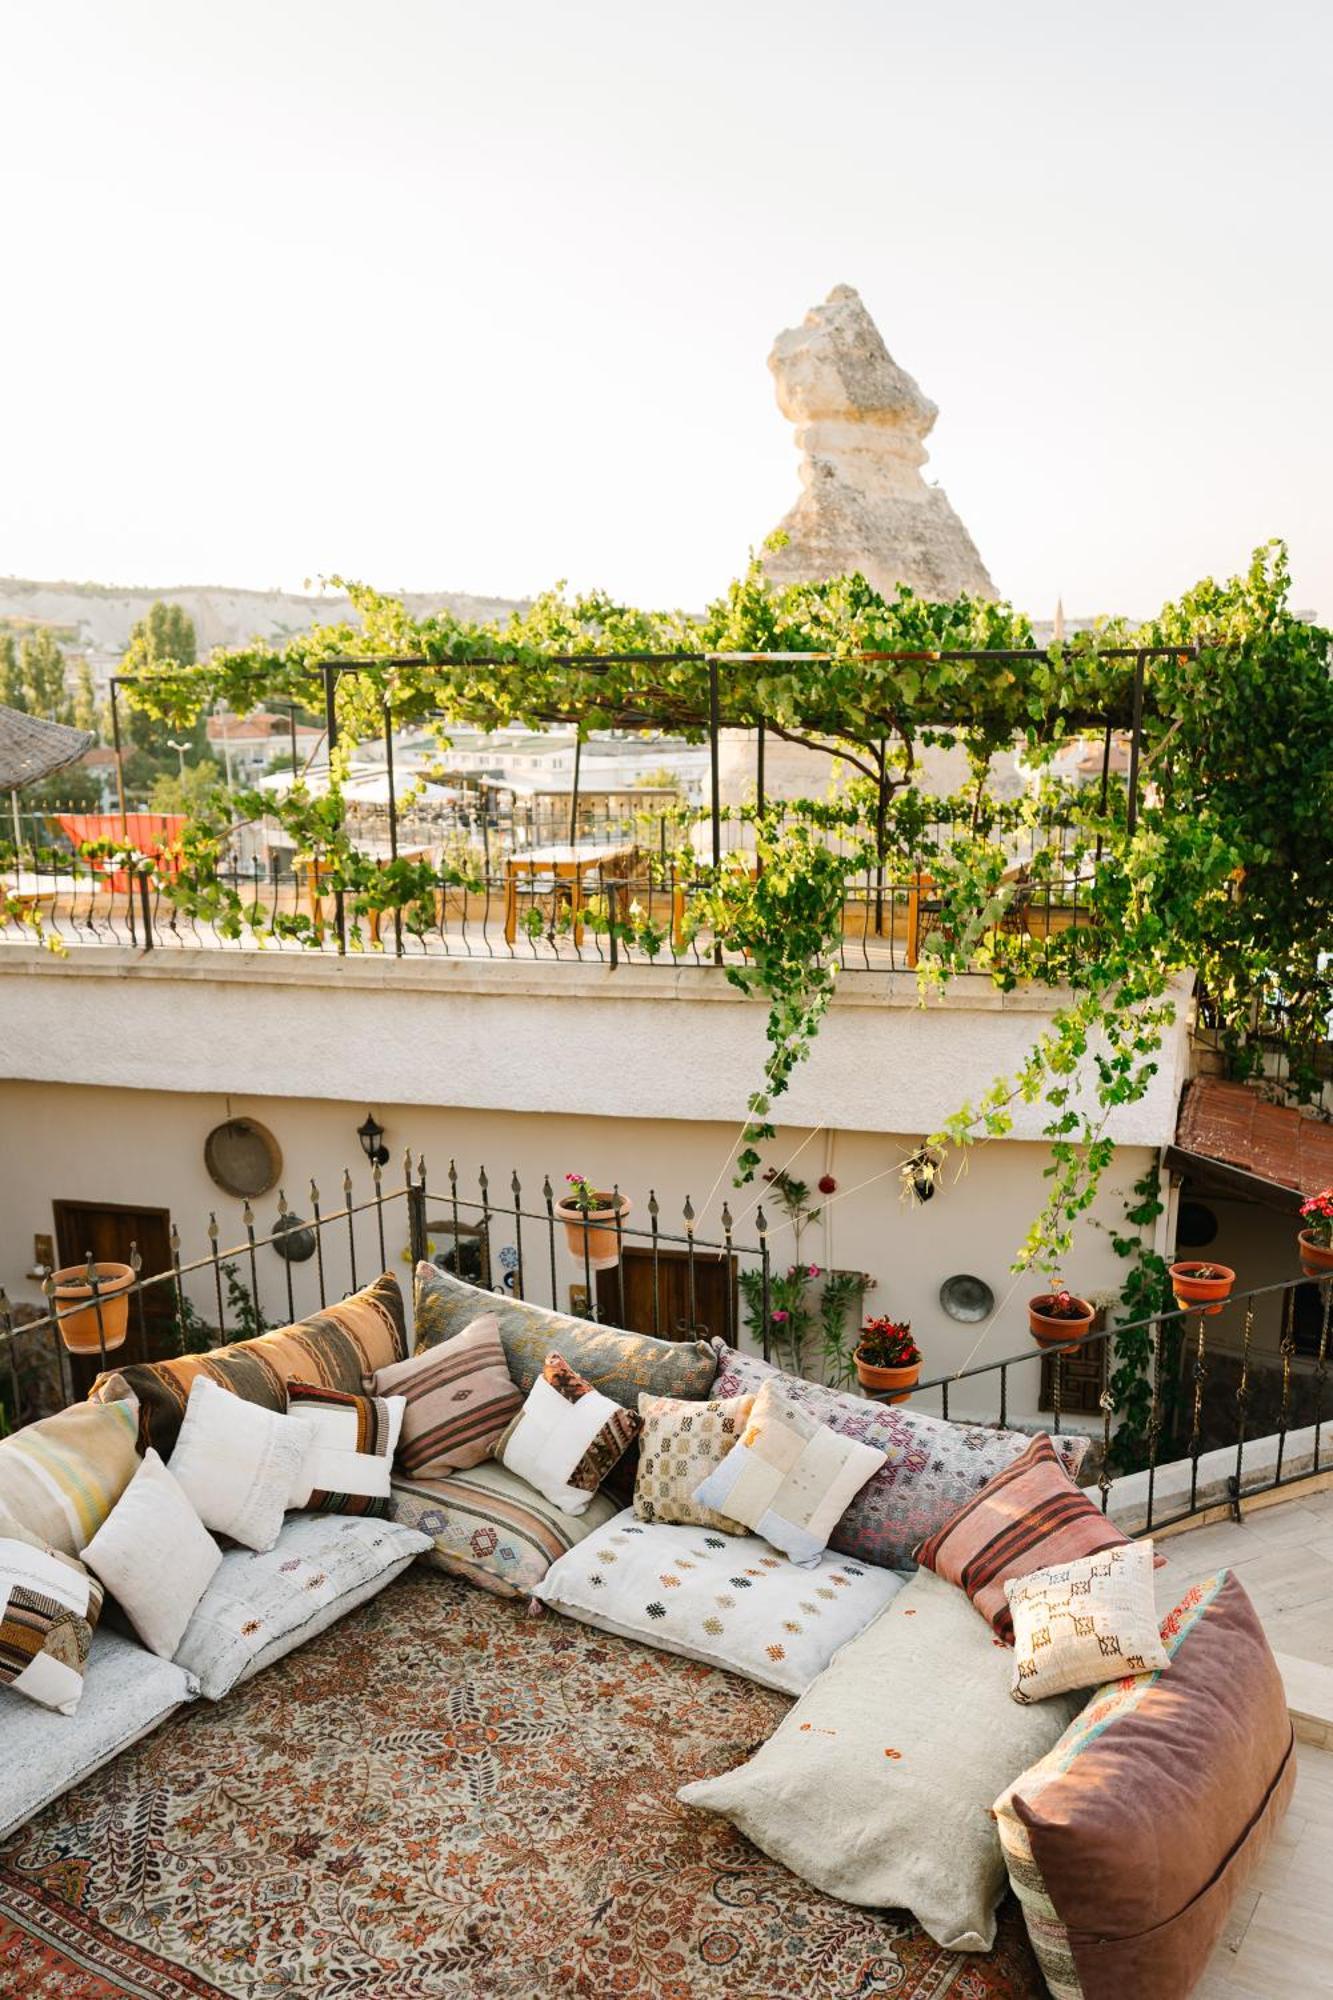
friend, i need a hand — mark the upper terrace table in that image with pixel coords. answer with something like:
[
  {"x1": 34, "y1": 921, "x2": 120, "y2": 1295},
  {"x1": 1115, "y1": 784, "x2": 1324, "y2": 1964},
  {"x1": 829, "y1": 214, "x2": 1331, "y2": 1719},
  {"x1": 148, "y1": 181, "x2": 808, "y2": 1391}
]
[{"x1": 503, "y1": 840, "x2": 639, "y2": 946}]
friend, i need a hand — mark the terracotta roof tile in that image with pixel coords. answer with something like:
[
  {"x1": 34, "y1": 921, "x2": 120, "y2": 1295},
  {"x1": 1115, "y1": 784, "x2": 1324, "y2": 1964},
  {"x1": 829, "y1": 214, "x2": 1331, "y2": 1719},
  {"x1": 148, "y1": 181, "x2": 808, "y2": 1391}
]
[{"x1": 1176, "y1": 1077, "x2": 1333, "y2": 1195}]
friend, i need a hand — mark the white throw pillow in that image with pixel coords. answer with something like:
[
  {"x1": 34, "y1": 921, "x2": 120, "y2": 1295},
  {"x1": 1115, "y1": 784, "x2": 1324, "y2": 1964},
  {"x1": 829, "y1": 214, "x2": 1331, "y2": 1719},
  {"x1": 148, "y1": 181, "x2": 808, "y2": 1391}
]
[
  {"x1": 691, "y1": 1377, "x2": 885, "y2": 1565},
  {"x1": 532, "y1": 1509, "x2": 903, "y2": 1695},
  {"x1": 285, "y1": 1384, "x2": 406, "y2": 1511},
  {"x1": 167, "y1": 1376, "x2": 312, "y2": 1553},
  {"x1": 0, "y1": 1510, "x2": 104, "y2": 1715},
  {"x1": 81, "y1": 1449, "x2": 222, "y2": 1660},
  {"x1": 1005, "y1": 1540, "x2": 1171, "y2": 1703},
  {"x1": 500, "y1": 1371, "x2": 634, "y2": 1515}
]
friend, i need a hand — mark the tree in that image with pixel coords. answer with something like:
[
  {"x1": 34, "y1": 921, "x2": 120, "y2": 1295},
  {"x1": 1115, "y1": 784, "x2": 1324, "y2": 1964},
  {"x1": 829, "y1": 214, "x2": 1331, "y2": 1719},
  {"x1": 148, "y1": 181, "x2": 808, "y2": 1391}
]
[
  {"x1": 121, "y1": 602, "x2": 206, "y2": 777},
  {"x1": 0, "y1": 635, "x2": 22, "y2": 711},
  {"x1": 71, "y1": 659, "x2": 99, "y2": 736},
  {"x1": 17, "y1": 630, "x2": 72, "y2": 723},
  {"x1": 148, "y1": 757, "x2": 225, "y2": 815}
]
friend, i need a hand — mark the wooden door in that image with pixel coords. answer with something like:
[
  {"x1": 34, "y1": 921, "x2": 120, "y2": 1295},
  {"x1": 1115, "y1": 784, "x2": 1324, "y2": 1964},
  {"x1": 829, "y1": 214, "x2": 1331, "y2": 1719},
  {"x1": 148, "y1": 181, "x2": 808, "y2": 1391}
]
[
  {"x1": 52, "y1": 1199, "x2": 176, "y2": 1389},
  {"x1": 596, "y1": 1246, "x2": 737, "y2": 1347}
]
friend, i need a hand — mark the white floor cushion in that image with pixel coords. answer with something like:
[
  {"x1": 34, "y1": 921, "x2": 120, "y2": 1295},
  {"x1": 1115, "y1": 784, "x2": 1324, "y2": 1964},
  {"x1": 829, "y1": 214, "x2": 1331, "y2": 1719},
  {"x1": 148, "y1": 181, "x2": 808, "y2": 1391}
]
[
  {"x1": 532, "y1": 1509, "x2": 903, "y2": 1695},
  {"x1": 678, "y1": 1566, "x2": 1085, "y2": 1951},
  {"x1": 174, "y1": 1513, "x2": 430, "y2": 1701}
]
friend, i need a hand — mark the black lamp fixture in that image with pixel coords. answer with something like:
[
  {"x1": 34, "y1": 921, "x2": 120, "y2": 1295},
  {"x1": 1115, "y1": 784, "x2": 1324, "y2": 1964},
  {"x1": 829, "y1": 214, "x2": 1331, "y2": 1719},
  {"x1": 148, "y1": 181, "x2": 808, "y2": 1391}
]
[{"x1": 357, "y1": 1112, "x2": 390, "y2": 1168}]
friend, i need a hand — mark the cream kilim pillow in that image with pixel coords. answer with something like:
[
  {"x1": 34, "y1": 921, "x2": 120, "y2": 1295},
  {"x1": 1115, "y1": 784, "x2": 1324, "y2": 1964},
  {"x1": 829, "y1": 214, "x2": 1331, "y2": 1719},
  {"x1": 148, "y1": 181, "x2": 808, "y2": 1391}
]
[
  {"x1": 633, "y1": 1391, "x2": 754, "y2": 1535},
  {"x1": 1006, "y1": 1539, "x2": 1170, "y2": 1704}
]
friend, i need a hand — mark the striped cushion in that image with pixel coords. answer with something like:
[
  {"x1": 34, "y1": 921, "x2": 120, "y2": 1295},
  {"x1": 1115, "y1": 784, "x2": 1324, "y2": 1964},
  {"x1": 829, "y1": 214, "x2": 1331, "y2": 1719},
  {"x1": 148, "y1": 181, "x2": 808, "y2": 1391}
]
[
  {"x1": 0, "y1": 1398, "x2": 141, "y2": 1558},
  {"x1": 0, "y1": 1510, "x2": 105, "y2": 1715},
  {"x1": 374, "y1": 1313, "x2": 521, "y2": 1478},
  {"x1": 915, "y1": 1434, "x2": 1131, "y2": 1642},
  {"x1": 90, "y1": 1273, "x2": 408, "y2": 1459},
  {"x1": 390, "y1": 1459, "x2": 619, "y2": 1600},
  {"x1": 286, "y1": 1382, "x2": 405, "y2": 1519}
]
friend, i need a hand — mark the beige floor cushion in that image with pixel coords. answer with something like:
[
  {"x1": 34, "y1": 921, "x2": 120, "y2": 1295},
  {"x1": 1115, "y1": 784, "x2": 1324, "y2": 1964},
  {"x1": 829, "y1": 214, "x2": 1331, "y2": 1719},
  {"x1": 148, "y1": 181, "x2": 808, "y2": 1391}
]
[{"x1": 678, "y1": 1565, "x2": 1084, "y2": 1950}]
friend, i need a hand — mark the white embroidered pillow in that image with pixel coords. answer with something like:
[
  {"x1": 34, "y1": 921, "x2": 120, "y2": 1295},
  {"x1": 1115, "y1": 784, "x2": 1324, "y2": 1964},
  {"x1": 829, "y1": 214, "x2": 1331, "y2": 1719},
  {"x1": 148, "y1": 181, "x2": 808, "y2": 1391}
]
[{"x1": 1006, "y1": 1540, "x2": 1171, "y2": 1703}]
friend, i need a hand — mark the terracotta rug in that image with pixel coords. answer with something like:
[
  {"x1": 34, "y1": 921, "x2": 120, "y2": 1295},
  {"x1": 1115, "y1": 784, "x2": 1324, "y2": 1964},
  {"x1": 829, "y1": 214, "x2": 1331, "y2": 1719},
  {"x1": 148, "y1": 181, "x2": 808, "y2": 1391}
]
[{"x1": 0, "y1": 1570, "x2": 1044, "y2": 1998}]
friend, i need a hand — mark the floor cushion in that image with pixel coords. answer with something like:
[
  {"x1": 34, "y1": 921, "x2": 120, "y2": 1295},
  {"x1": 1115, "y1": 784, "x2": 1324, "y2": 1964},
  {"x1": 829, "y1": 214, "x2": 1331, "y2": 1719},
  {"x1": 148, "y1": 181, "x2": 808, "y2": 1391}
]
[
  {"x1": 0, "y1": 1396, "x2": 140, "y2": 1557},
  {"x1": 414, "y1": 1263, "x2": 717, "y2": 1408},
  {"x1": 680, "y1": 1566, "x2": 1083, "y2": 1949},
  {"x1": 173, "y1": 1512, "x2": 429, "y2": 1700},
  {"x1": 0, "y1": 1625, "x2": 197, "y2": 1841},
  {"x1": 390, "y1": 1458, "x2": 620, "y2": 1599},
  {"x1": 993, "y1": 1570, "x2": 1295, "y2": 2000},
  {"x1": 711, "y1": 1345, "x2": 1089, "y2": 1572},
  {"x1": 90, "y1": 1272, "x2": 408, "y2": 1457},
  {"x1": 532, "y1": 1509, "x2": 903, "y2": 1695},
  {"x1": 373, "y1": 1311, "x2": 521, "y2": 1475}
]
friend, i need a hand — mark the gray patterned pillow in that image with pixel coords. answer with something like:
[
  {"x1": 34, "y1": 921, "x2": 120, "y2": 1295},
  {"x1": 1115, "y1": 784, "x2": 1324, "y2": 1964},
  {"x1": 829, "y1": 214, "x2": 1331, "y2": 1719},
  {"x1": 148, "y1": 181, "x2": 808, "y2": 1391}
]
[{"x1": 708, "y1": 1344, "x2": 1089, "y2": 1572}]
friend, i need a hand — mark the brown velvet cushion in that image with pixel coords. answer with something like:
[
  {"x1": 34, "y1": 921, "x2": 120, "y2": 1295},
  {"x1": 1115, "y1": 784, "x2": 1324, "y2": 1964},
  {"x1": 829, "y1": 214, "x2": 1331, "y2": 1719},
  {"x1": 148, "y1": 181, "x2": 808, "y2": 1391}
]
[
  {"x1": 994, "y1": 1570, "x2": 1295, "y2": 2000},
  {"x1": 89, "y1": 1273, "x2": 408, "y2": 1458}
]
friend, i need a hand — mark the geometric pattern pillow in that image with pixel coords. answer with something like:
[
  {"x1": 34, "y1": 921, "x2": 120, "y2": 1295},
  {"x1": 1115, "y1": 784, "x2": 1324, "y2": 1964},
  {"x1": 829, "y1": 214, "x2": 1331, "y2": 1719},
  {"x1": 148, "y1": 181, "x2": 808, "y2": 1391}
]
[
  {"x1": 709, "y1": 1343, "x2": 1089, "y2": 1573},
  {"x1": 692, "y1": 1378, "x2": 886, "y2": 1567},
  {"x1": 285, "y1": 1382, "x2": 405, "y2": 1519},
  {"x1": 0, "y1": 1509, "x2": 105, "y2": 1715},
  {"x1": 915, "y1": 1433, "x2": 1133, "y2": 1643},
  {"x1": 1006, "y1": 1541, "x2": 1170, "y2": 1704},
  {"x1": 373, "y1": 1313, "x2": 521, "y2": 1478},
  {"x1": 633, "y1": 1391, "x2": 755, "y2": 1536},
  {"x1": 497, "y1": 1353, "x2": 640, "y2": 1516},
  {"x1": 391, "y1": 1459, "x2": 621, "y2": 1601}
]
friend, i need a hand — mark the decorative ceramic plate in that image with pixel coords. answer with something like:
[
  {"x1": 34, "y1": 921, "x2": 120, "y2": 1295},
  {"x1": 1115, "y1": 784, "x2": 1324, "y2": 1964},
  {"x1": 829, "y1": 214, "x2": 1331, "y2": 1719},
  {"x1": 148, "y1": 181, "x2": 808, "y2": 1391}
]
[{"x1": 939, "y1": 1272, "x2": 995, "y2": 1323}]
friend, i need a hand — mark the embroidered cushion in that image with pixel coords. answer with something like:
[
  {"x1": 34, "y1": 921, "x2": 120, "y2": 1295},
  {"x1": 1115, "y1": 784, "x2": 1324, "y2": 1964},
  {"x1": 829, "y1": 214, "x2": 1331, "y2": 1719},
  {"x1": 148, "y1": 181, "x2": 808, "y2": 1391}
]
[
  {"x1": 633, "y1": 1391, "x2": 754, "y2": 1535},
  {"x1": 167, "y1": 1375, "x2": 311, "y2": 1553},
  {"x1": 916, "y1": 1433, "x2": 1132, "y2": 1641},
  {"x1": 90, "y1": 1271, "x2": 408, "y2": 1458},
  {"x1": 692, "y1": 1378, "x2": 885, "y2": 1566},
  {"x1": 0, "y1": 1397, "x2": 140, "y2": 1557},
  {"x1": 373, "y1": 1312, "x2": 520, "y2": 1476},
  {"x1": 0, "y1": 1510, "x2": 105, "y2": 1715},
  {"x1": 533, "y1": 1509, "x2": 903, "y2": 1696},
  {"x1": 1006, "y1": 1541, "x2": 1170, "y2": 1704},
  {"x1": 679, "y1": 1567, "x2": 1084, "y2": 1951},
  {"x1": 414, "y1": 1263, "x2": 717, "y2": 1410},
  {"x1": 391, "y1": 1459, "x2": 620, "y2": 1600},
  {"x1": 994, "y1": 1572, "x2": 1295, "y2": 2000},
  {"x1": 711, "y1": 1343, "x2": 1089, "y2": 1572},
  {"x1": 498, "y1": 1353, "x2": 640, "y2": 1515},
  {"x1": 285, "y1": 1383, "x2": 405, "y2": 1518},
  {"x1": 172, "y1": 1512, "x2": 430, "y2": 1700},
  {"x1": 81, "y1": 1449, "x2": 223, "y2": 1660}
]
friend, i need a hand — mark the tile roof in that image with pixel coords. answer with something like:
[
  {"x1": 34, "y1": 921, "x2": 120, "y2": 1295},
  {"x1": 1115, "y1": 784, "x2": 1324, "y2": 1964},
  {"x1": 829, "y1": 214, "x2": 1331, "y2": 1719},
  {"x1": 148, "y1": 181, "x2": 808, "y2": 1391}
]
[{"x1": 1175, "y1": 1076, "x2": 1333, "y2": 1195}]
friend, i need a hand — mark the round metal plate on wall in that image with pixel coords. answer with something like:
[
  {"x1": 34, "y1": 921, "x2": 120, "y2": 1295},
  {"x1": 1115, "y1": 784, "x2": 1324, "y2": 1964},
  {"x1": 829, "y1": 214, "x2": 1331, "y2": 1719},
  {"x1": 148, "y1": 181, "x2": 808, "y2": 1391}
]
[
  {"x1": 272, "y1": 1213, "x2": 317, "y2": 1263},
  {"x1": 204, "y1": 1118, "x2": 283, "y2": 1200},
  {"x1": 939, "y1": 1272, "x2": 995, "y2": 1323}
]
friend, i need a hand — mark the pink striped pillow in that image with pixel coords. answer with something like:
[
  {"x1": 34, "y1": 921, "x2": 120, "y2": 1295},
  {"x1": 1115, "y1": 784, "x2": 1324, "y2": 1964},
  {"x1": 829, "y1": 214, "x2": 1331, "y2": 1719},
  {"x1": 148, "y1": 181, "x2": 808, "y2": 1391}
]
[
  {"x1": 915, "y1": 1433, "x2": 1132, "y2": 1642},
  {"x1": 374, "y1": 1313, "x2": 521, "y2": 1477}
]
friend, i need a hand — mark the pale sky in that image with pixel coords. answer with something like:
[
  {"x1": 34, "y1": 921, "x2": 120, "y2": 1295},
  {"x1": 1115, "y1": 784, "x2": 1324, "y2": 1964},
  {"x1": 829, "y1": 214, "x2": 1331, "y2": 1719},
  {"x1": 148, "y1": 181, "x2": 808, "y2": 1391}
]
[{"x1": 3, "y1": 0, "x2": 1330, "y2": 622}]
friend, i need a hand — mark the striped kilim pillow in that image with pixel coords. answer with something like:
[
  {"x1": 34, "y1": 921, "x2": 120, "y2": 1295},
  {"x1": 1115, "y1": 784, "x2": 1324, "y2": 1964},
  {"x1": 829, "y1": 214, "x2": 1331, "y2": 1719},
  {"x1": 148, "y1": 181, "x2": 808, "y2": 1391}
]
[
  {"x1": 374, "y1": 1313, "x2": 522, "y2": 1477},
  {"x1": 0, "y1": 1508, "x2": 105, "y2": 1715},
  {"x1": 287, "y1": 1382, "x2": 405, "y2": 1518},
  {"x1": 915, "y1": 1433, "x2": 1132, "y2": 1642}
]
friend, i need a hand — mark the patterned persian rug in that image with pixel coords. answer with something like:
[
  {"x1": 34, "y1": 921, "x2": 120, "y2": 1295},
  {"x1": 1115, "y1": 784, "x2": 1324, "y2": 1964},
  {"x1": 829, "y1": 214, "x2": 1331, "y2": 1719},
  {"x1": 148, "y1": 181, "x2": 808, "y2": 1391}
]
[{"x1": 0, "y1": 1571, "x2": 1044, "y2": 1998}]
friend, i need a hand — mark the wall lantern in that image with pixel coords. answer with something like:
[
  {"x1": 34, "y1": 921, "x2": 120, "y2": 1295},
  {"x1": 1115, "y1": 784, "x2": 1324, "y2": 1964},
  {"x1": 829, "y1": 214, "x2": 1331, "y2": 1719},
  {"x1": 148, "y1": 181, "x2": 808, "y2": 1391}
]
[{"x1": 357, "y1": 1112, "x2": 390, "y2": 1168}]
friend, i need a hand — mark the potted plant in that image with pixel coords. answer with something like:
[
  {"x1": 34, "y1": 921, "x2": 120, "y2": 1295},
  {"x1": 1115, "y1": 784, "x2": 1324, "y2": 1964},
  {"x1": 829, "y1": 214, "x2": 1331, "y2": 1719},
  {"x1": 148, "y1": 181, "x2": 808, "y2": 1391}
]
[
  {"x1": 50, "y1": 1261, "x2": 134, "y2": 1355},
  {"x1": 1027, "y1": 1285, "x2": 1096, "y2": 1348},
  {"x1": 1297, "y1": 1189, "x2": 1333, "y2": 1277},
  {"x1": 1168, "y1": 1260, "x2": 1236, "y2": 1316},
  {"x1": 554, "y1": 1173, "x2": 632, "y2": 1271},
  {"x1": 854, "y1": 1317, "x2": 922, "y2": 1400}
]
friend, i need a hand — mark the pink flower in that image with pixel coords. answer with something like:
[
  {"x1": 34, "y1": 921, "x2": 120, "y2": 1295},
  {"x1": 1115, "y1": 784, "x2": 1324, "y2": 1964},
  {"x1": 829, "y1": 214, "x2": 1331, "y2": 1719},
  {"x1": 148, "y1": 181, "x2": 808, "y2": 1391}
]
[
  {"x1": 771, "y1": 1309, "x2": 789, "y2": 1323},
  {"x1": 807, "y1": 1263, "x2": 821, "y2": 1277}
]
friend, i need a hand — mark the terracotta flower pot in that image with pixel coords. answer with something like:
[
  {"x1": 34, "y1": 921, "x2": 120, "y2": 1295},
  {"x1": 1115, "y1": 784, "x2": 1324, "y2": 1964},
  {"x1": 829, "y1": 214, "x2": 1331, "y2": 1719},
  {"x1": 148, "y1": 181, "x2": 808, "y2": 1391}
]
[
  {"x1": 854, "y1": 1354, "x2": 921, "y2": 1402},
  {"x1": 1298, "y1": 1231, "x2": 1333, "y2": 1279},
  {"x1": 1027, "y1": 1294, "x2": 1096, "y2": 1349},
  {"x1": 554, "y1": 1193, "x2": 632, "y2": 1272},
  {"x1": 51, "y1": 1261, "x2": 134, "y2": 1355},
  {"x1": 1169, "y1": 1261, "x2": 1236, "y2": 1317}
]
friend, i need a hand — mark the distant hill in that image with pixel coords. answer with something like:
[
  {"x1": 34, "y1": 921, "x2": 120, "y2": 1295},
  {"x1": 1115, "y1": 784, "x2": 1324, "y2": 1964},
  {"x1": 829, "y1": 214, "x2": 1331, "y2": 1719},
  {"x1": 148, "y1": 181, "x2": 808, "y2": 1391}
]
[{"x1": 0, "y1": 577, "x2": 528, "y2": 658}]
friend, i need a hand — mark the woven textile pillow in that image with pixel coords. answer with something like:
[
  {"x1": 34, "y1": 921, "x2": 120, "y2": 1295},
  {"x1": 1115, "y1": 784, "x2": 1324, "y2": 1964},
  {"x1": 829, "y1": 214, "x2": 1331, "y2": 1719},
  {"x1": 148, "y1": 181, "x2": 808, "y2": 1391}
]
[
  {"x1": 0, "y1": 1397, "x2": 141, "y2": 1558},
  {"x1": 498, "y1": 1353, "x2": 640, "y2": 1515},
  {"x1": 373, "y1": 1313, "x2": 521, "y2": 1477},
  {"x1": 286, "y1": 1382, "x2": 405, "y2": 1518},
  {"x1": 81, "y1": 1449, "x2": 223, "y2": 1660},
  {"x1": 90, "y1": 1272, "x2": 408, "y2": 1458},
  {"x1": 994, "y1": 1572, "x2": 1294, "y2": 2000},
  {"x1": 391, "y1": 1459, "x2": 620, "y2": 1600},
  {"x1": 167, "y1": 1376, "x2": 312, "y2": 1554},
  {"x1": 0, "y1": 1509, "x2": 105, "y2": 1716},
  {"x1": 1006, "y1": 1541, "x2": 1170, "y2": 1704},
  {"x1": 710, "y1": 1343, "x2": 1088, "y2": 1572},
  {"x1": 915, "y1": 1433, "x2": 1132, "y2": 1642},
  {"x1": 413, "y1": 1264, "x2": 717, "y2": 1410},
  {"x1": 633, "y1": 1391, "x2": 754, "y2": 1535},
  {"x1": 692, "y1": 1378, "x2": 885, "y2": 1566}
]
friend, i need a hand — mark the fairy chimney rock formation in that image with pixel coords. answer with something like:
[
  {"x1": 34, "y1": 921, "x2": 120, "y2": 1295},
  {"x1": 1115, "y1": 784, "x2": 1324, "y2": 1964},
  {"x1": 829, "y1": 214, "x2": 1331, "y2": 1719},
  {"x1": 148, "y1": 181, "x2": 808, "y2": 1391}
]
[{"x1": 764, "y1": 284, "x2": 994, "y2": 602}]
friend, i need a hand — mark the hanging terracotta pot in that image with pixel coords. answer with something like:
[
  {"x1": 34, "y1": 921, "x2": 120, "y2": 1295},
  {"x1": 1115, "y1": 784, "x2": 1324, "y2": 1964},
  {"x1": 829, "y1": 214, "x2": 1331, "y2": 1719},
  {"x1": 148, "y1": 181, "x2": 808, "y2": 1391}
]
[
  {"x1": 1169, "y1": 1261, "x2": 1236, "y2": 1316},
  {"x1": 854, "y1": 1353, "x2": 922, "y2": 1402},
  {"x1": 1027, "y1": 1293, "x2": 1096, "y2": 1349},
  {"x1": 554, "y1": 1193, "x2": 632, "y2": 1272},
  {"x1": 51, "y1": 1262, "x2": 134, "y2": 1355},
  {"x1": 1297, "y1": 1231, "x2": 1333, "y2": 1279}
]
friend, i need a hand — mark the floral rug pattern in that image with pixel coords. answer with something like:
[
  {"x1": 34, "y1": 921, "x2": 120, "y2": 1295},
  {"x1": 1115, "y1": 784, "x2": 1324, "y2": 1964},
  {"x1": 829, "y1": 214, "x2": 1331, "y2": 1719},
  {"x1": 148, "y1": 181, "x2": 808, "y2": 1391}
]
[{"x1": 0, "y1": 1571, "x2": 1043, "y2": 1998}]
